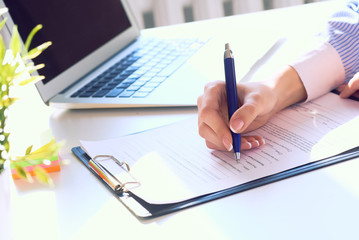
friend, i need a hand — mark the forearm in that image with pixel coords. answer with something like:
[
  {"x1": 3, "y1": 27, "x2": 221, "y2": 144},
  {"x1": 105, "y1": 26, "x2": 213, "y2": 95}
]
[{"x1": 266, "y1": 65, "x2": 307, "y2": 113}]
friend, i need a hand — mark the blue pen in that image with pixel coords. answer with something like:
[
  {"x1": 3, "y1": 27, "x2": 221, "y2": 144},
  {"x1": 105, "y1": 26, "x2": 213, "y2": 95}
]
[{"x1": 224, "y1": 43, "x2": 241, "y2": 162}]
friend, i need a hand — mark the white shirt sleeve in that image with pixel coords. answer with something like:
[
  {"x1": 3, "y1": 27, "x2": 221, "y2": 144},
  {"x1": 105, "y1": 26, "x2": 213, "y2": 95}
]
[
  {"x1": 290, "y1": 0, "x2": 359, "y2": 101},
  {"x1": 290, "y1": 41, "x2": 345, "y2": 101}
]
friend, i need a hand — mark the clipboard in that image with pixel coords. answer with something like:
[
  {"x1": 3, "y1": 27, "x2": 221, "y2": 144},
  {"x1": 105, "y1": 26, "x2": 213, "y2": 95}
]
[{"x1": 72, "y1": 145, "x2": 359, "y2": 219}]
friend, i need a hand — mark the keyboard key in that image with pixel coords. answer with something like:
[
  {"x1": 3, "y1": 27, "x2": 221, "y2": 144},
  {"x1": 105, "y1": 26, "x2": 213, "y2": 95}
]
[
  {"x1": 124, "y1": 77, "x2": 138, "y2": 83},
  {"x1": 132, "y1": 91, "x2": 150, "y2": 98},
  {"x1": 119, "y1": 90, "x2": 135, "y2": 98},
  {"x1": 105, "y1": 88, "x2": 125, "y2": 97},
  {"x1": 86, "y1": 87, "x2": 99, "y2": 92},
  {"x1": 138, "y1": 86, "x2": 155, "y2": 92},
  {"x1": 106, "y1": 82, "x2": 119, "y2": 87},
  {"x1": 143, "y1": 82, "x2": 160, "y2": 88},
  {"x1": 126, "y1": 85, "x2": 141, "y2": 91},
  {"x1": 70, "y1": 91, "x2": 82, "y2": 97},
  {"x1": 137, "y1": 75, "x2": 152, "y2": 82},
  {"x1": 117, "y1": 82, "x2": 132, "y2": 88},
  {"x1": 101, "y1": 86, "x2": 114, "y2": 90},
  {"x1": 134, "y1": 79, "x2": 149, "y2": 86},
  {"x1": 149, "y1": 76, "x2": 166, "y2": 83},
  {"x1": 157, "y1": 56, "x2": 189, "y2": 77},
  {"x1": 92, "y1": 89, "x2": 110, "y2": 97},
  {"x1": 93, "y1": 83, "x2": 104, "y2": 88},
  {"x1": 78, "y1": 92, "x2": 93, "y2": 97},
  {"x1": 141, "y1": 71, "x2": 157, "y2": 78},
  {"x1": 113, "y1": 75, "x2": 127, "y2": 82}
]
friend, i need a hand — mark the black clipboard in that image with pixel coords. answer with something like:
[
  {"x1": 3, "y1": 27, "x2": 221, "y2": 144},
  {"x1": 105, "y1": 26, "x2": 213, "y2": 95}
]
[{"x1": 72, "y1": 145, "x2": 359, "y2": 219}]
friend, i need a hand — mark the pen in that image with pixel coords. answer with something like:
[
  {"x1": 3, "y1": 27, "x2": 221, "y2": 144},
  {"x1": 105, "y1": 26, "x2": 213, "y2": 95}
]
[
  {"x1": 224, "y1": 43, "x2": 241, "y2": 162},
  {"x1": 89, "y1": 159, "x2": 118, "y2": 191}
]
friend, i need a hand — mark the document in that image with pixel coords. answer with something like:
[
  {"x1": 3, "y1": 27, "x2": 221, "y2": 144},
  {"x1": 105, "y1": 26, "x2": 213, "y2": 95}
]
[{"x1": 80, "y1": 93, "x2": 359, "y2": 204}]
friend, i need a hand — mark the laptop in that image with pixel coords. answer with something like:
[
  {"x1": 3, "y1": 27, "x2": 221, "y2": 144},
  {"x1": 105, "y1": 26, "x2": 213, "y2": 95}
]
[{"x1": 0, "y1": 0, "x2": 223, "y2": 109}]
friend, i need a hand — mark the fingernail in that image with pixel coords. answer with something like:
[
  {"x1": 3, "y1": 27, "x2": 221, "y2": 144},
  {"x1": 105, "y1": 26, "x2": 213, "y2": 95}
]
[
  {"x1": 222, "y1": 137, "x2": 233, "y2": 151},
  {"x1": 230, "y1": 119, "x2": 244, "y2": 133}
]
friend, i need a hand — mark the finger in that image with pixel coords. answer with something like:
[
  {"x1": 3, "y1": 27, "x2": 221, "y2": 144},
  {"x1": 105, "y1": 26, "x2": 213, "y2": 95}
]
[
  {"x1": 340, "y1": 72, "x2": 359, "y2": 98},
  {"x1": 198, "y1": 82, "x2": 233, "y2": 151},
  {"x1": 198, "y1": 81, "x2": 226, "y2": 109},
  {"x1": 337, "y1": 84, "x2": 346, "y2": 93},
  {"x1": 348, "y1": 72, "x2": 359, "y2": 88},
  {"x1": 241, "y1": 135, "x2": 265, "y2": 150},
  {"x1": 205, "y1": 135, "x2": 265, "y2": 151},
  {"x1": 198, "y1": 121, "x2": 230, "y2": 151},
  {"x1": 199, "y1": 107, "x2": 231, "y2": 140},
  {"x1": 340, "y1": 85, "x2": 356, "y2": 98},
  {"x1": 255, "y1": 136, "x2": 266, "y2": 146},
  {"x1": 245, "y1": 135, "x2": 265, "y2": 143},
  {"x1": 205, "y1": 141, "x2": 227, "y2": 151},
  {"x1": 230, "y1": 101, "x2": 259, "y2": 133}
]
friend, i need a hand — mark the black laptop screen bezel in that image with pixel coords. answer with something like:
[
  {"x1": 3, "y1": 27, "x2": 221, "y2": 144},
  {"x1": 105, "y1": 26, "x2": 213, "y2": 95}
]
[{"x1": 1, "y1": 0, "x2": 140, "y2": 103}]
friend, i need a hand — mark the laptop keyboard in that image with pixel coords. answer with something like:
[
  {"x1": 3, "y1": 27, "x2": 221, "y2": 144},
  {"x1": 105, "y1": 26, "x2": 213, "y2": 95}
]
[{"x1": 70, "y1": 37, "x2": 207, "y2": 99}]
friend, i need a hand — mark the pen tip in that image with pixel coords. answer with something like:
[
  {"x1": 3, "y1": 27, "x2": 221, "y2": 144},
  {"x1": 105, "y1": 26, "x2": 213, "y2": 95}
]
[{"x1": 234, "y1": 152, "x2": 240, "y2": 163}]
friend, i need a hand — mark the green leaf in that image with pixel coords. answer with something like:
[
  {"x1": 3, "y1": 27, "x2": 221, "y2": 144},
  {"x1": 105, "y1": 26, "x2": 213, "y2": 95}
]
[
  {"x1": 25, "y1": 145, "x2": 33, "y2": 155},
  {"x1": 15, "y1": 138, "x2": 63, "y2": 161},
  {"x1": 0, "y1": 17, "x2": 7, "y2": 32},
  {"x1": 0, "y1": 96, "x2": 17, "y2": 108},
  {"x1": 23, "y1": 24, "x2": 42, "y2": 54},
  {"x1": 18, "y1": 75, "x2": 45, "y2": 86},
  {"x1": 26, "y1": 63, "x2": 45, "y2": 74},
  {"x1": 0, "y1": 34, "x2": 6, "y2": 63},
  {"x1": 24, "y1": 41, "x2": 52, "y2": 60},
  {"x1": 34, "y1": 166, "x2": 53, "y2": 186},
  {"x1": 14, "y1": 164, "x2": 33, "y2": 182},
  {"x1": 9, "y1": 25, "x2": 21, "y2": 57}
]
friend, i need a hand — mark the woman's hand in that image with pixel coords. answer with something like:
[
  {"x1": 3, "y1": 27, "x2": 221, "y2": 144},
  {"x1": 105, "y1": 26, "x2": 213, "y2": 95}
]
[
  {"x1": 197, "y1": 80, "x2": 275, "y2": 151},
  {"x1": 197, "y1": 65, "x2": 307, "y2": 152}
]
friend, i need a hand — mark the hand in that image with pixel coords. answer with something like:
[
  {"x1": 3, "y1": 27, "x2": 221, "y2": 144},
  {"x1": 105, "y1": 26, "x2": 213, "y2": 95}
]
[
  {"x1": 338, "y1": 72, "x2": 359, "y2": 99},
  {"x1": 197, "y1": 66, "x2": 307, "y2": 152},
  {"x1": 197, "y1": 80, "x2": 273, "y2": 151}
]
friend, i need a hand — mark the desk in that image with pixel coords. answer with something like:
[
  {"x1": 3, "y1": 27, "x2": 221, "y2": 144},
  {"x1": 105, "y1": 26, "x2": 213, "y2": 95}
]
[{"x1": 3, "y1": 1, "x2": 359, "y2": 239}]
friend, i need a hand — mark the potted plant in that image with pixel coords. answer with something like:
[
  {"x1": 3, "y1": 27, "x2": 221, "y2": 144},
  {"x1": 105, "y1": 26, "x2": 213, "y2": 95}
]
[{"x1": 0, "y1": 8, "x2": 61, "y2": 184}]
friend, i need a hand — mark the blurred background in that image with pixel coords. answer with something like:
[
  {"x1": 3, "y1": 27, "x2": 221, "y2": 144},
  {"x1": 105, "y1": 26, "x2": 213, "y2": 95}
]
[{"x1": 127, "y1": 0, "x2": 331, "y2": 29}]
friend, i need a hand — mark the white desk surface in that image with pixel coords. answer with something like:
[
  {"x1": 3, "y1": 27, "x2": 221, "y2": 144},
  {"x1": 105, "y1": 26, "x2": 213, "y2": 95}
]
[{"x1": 2, "y1": 1, "x2": 359, "y2": 239}]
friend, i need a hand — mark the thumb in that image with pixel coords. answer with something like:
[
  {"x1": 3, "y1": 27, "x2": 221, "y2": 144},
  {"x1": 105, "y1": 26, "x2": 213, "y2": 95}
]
[{"x1": 229, "y1": 103, "x2": 258, "y2": 133}]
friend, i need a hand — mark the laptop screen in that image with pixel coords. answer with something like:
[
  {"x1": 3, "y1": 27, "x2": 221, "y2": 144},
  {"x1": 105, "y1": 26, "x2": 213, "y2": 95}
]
[{"x1": 3, "y1": 0, "x2": 131, "y2": 84}]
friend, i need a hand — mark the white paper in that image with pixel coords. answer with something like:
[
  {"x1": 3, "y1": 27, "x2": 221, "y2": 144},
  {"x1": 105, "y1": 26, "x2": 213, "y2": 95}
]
[{"x1": 81, "y1": 93, "x2": 359, "y2": 204}]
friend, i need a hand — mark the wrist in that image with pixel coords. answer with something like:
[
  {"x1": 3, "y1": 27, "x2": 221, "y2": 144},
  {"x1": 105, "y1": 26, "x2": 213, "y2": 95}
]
[{"x1": 269, "y1": 65, "x2": 307, "y2": 113}]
